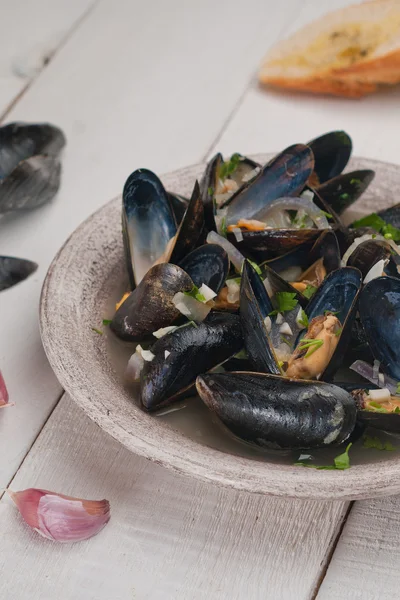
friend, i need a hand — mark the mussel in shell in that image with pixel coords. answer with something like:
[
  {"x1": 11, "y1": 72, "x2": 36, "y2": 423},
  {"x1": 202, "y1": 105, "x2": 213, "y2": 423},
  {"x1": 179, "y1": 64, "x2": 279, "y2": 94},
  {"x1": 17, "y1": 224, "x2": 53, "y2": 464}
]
[
  {"x1": 314, "y1": 170, "x2": 375, "y2": 216},
  {"x1": 196, "y1": 372, "x2": 357, "y2": 449},
  {"x1": 0, "y1": 122, "x2": 65, "y2": 213},
  {"x1": 110, "y1": 263, "x2": 193, "y2": 342},
  {"x1": 307, "y1": 130, "x2": 352, "y2": 185},
  {"x1": 179, "y1": 244, "x2": 229, "y2": 294},
  {"x1": 141, "y1": 312, "x2": 243, "y2": 410},
  {"x1": 353, "y1": 388, "x2": 400, "y2": 434},
  {"x1": 0, "y1": 256, "x2": 38, "y2": 291}
]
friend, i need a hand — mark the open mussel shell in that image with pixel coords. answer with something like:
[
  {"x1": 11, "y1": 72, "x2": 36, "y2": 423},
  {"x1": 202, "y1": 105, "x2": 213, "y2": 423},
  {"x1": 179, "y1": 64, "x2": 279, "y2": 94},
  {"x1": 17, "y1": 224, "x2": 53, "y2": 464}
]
[
  {"x1": 307, "y1": 130, "x2": 352, "y2": 185},
  {"x1": 0, "y1": 122, "x2": 65, "y2": 179},
  {"x1": 305, "y1": 267, "x2": 362, "y2": 380},
  {"x1": 200, "y1": 152, "x2": 222, "y2": 232},
  {"x1": 357, "y1": 411, "x2": 400, "y2": 435},
  {"x1": 169, "y1": 180, "x2": 205, "y2": 265},
  {"x1": 122, "y1": 169, "x2": 177, "y2": 289},
  {"x1": 347, "y1": 239, "x2": 396, "y2": 280},
  {"x1": 240, "y1": 260, "x2": 281, "y2": 375},
  {"x1": 0, "y1": 256, "x2": 38, "y2": 291},
  {"x1": 179, "y1": 244, "x2": 228, "y2": 294},
  {"x1": 110, "y1": 263, "x2": 193, "y2": 342},
  {"x1": 262, "y1": 263, "x2": 308, "y2": 308},
  {"x1": 167, "y1": 192, "x2": 189, "y2": 225},
  {"x1": 314, "y1": 170, "x2": 375, "y2": 216},
  {"x1": 196, "y1": 372, "x2": 357, "y2": 450},
  {"x1": 141, "y1": 312, "x2": 243, "y2": 410},
  {"x1": 378, "y1": 203, "x2": 400, "y2": 228},
  {"x1": 223, "y1": 144, "x2": 314, "y2": 225},
  {"x1": 227, "y1": 227, "x2": 321, "y2": 262},
  {"x1": 359, "y1": 276, "x2": 400, "y2": 380}
]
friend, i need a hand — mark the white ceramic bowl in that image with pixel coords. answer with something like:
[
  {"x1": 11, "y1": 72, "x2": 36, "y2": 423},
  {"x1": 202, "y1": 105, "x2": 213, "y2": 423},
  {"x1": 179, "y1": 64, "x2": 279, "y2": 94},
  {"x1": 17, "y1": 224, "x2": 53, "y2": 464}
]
[{"x1": 40, "y1": 155, "x2": 400, "y2": 500}]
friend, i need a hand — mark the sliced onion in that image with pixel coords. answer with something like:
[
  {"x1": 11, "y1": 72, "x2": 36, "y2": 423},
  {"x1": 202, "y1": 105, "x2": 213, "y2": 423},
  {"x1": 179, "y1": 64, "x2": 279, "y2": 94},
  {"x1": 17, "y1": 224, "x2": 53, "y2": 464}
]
[
  {"x1": 207, "y1": 231, "x2": 245, "y2": 272},
  {"x1": 279, "y1": 266, "x2": 303, "y2": 282},
  {"x1": 369, "y1": 388, "x2": 391, "y2": 401},
  {"x1": 199, "y1": 283, "x2": 217, "y2": 301},
  {"x1": 363, "y1": 259, "x2": 387, "y2": 284},
  {"x1": 341, "y1": 233, "x2": 385, "y2": 267},
  {"x1": 172, "y1": 292, "x2": 211, "y2": 322},
  {"x1": 254, "y1": 197, "x2": 330, "y2": 230},
  {"x1": 232, "y1": 227, "x2": 243, "y2": 242},
  {"x1": 153, "y1": 325, "x2": 177, "y2": 339},
  {"x1": 350, "y1": 360, "x2": 398, "y2": 395},
  {"x1": 226, "y1": 279, "x2": 241, "y2": 304},
  {"x1": 125, "y1": 351, "x2": 145, "y2": 382},
  {"x1": 136, "y1": 344, "x2": 155, "y2": 362}
]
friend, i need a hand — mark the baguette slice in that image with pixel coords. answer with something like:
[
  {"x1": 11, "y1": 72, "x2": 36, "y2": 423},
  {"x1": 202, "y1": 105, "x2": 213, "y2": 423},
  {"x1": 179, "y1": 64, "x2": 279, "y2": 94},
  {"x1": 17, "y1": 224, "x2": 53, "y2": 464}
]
[{"x1": 259, "y1": 0, "x2": 400, "y2": 97}]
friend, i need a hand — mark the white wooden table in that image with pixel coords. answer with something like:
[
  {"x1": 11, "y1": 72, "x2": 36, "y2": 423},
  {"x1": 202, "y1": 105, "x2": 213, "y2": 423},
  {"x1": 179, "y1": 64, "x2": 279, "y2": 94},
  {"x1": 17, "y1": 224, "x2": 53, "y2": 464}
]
[{"x1": 1, "y1": 1, "x2": 400, "y2": 598}]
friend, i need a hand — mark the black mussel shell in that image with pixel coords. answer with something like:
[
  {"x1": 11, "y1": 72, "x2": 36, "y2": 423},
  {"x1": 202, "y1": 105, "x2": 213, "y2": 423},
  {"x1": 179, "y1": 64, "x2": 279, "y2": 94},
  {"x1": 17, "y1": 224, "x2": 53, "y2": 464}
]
[
  {"x1": 227, "y1": 228, "x2": 320, "y2": 262},
  {"x1": 315, "y1": 170, "x2": 375, "y2": 216},
  {"x1": 309, "y1": 230, "x2": 341, "y2": 274},
  {"x1": 224, "y1": 144, "x2": 314, "y2": 224},
  {"x1": 378, "y1": 203, "x2": 400, "y2": 228},
  {"x1": 343, "y1": 317, "x2": 374, "y2": 367},
  {"x1": 196, "y1": 372, "x2": 357, "y2": 449},
  {"x1": 110, "y1": 263, "x2": 193, "y2": 342},
  {"x1": 306, "y1": 267, "x2": 362, "y2": 380},
  {"x1": 179, "y1": 244, "x2": 228, "y2": 294},
  {"x1": 307, "y1": 131, "x2": 352, "y2": 185},
  {"x1": 200, "y1": 153, "x2": 222, "y2": 232},
  {"x1": 359, "y1": 276, "x2": 400, "y2": 380},
  {"x1": 263, "y1": 241, "x2": 314, "y2": 274},
  {"x1": 240, "y1": 261, "x2": 281, "y2": 375},
  {"x1": 0, "y1": 256, "x2": 38, "y2": 291},
  {"x1": 167, "y1": 192, "x2": 188, "y2": 225},
  {"x1": 347, "y1": 239, "x2": 393, "y2": 279},
  {"x1": 169, "y1": 181, "x2": 204, "y2": 265},
  {"x1": 0, "y1": 122, "x2": 65, "y2": 179},
  {"x1": 122, "y1": 169, "x2": 177, "y2": 289},
  {"x1": 357, "y1": 411, "x2": 400, "y2": 435},
  {"x1": 262, "y1": 263, "x2": 308, "y2": 308},
  {"x1": 141, "y1": 312, "x2": 243, "y2": 410}
]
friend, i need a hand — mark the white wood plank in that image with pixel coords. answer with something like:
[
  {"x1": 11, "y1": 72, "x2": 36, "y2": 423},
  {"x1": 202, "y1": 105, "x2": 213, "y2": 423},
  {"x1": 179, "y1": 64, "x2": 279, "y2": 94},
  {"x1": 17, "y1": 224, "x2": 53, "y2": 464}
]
[
  {"x1": 0, "y1": 394, "x2": 348, "y2": 600},
  {"x1": 211, "y1": 0, "x2": 400, "y2": 164},
  {"x1": 317, "y1": 495, "x2": 400, "y2": 600},
  {"x1": 0, "y1": 0, "x2": 302, "y2": 488},
  {"x1": 0, "y1": 0, "x2": 96, "y2": 115}
]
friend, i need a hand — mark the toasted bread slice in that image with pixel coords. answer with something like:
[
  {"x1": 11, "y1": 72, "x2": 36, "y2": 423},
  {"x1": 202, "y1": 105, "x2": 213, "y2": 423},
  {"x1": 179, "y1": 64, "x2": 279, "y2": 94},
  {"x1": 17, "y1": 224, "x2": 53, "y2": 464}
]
[{"x1": 259, "y1": 0, "x2": 400, "y2": 97}]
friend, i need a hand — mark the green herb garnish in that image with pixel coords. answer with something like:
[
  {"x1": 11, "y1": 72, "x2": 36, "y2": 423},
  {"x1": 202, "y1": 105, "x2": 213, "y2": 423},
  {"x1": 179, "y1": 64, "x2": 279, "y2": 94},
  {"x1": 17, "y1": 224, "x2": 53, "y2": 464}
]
[
  {"x1": 233, "y1": 348, "x2": 248, "y2": 360},
  {"x1": 352, "y1": 213, "x2": 400, "y2": 242},
  {"x1": 219, "y1": 216, "x2": 227, "y2": 238},
  {"x1": 247, "y1": 260, "x2": 262, "y2": 275},
  {"x1": 368, "y1": 401, "x2": 389, "y2": 413},
  {"x1": 297, "y1": 308, "x2": 309, "y2": 329},
  {"x1": 295, "y1": 443, "x2": 352, "y2": 470},
  {"x1": 92, "y1": 327, "x2": 103, "y2": 335},
  {"x1": 102, "y1": 319, "x2": 112, "y2": 326},
  {"x1": 303, "y1": 285, "x2": 317, "y2": 299},
  {"x1": 219, "y1": 153, "x2": 241, "y2": 180},
  {"x1": 208, "y1": 186, "x2": 214, "y2": 197},
  {"x1": 339, "y1": 192, "x2": 350, "y2": 201},
  {"x1": 396, "y1": 383, "x2": 400, "y2": 396},
  {"x1": 324, "y1": 310, "x2": 339, "y2": 316},
  {"x1": 395, "y1": 406, "x2": 400, "y2": 413},
  {"x1": 297, "y1": 338, "x2": 324, "y2": 358},
  {"x1": 320, "y1": 210, "x2": 333, "y2": 219},
  {"x1": 350, "y1": 178, "x2": 361, "y2": 185},
  {"x1": 280, "y1": 335, "x2": 292, "y2": 347},
  {"x1": 363, "y1": 435, "x2": 396, "y2": 451},
  {"x1": 382, "y1": 223, "x2": 400, "y2": 242},
  {"x1": 184, "y1": 285, "x2": 207, "y2": 303},
  {"x1": 335, "y1": 327, "x2": 343, "y2": 337},
  {"x1": 275, "y1": 292, "x2": 298, "y2": 313}
]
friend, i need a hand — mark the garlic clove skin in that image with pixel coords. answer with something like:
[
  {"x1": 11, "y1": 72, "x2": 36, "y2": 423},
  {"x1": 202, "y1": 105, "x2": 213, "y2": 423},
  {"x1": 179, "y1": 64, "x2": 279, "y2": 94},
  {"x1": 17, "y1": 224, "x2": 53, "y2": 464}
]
[
  {"x1": 9, "y1": 488, "x2": 110, "y2": 543},
  {"x1": 0, "y1": 370, "x2": 9, "y2": 407}
]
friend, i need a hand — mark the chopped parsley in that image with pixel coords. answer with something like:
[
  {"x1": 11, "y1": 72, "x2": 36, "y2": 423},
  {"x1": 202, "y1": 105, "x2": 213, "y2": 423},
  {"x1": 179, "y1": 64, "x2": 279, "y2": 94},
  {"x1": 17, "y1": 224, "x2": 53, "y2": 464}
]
[
  {"x1": 295, "y1": 443, "x2": 352, "y2": 470},
  {"x1": 297, "y1": 308, "x2": 309, "y2": 329},
  {"x1": 184, "y1": 285, "x2": 207, "y2": 303},
  {"x1": 395, "y1": 406, "x2": 400, "y2": 413},
  {"x1": 219, "y1": 216, "x2": 227, "y2": 238},
  {"x1": 303, "y1": 284, "x2": 318, "y2": 299},
  {"x1": 335, "y1": 327, "x2": 343, "y2": 337},
  {"x1": 297, "y1": 338, "x2": 324, "y2": 358},
  {"x1": 324, "y1": 310, "x2": 339, "y2": 316},
  {"x1": 363, "y1": 435, "x2": 396, "y2": 451},
  {"x1": 92, "y1": 327, "x2": 103, "y2": 335},
  {"x1": 339, "y1": 192, "x2": 350, "y2": 201},
  {"x1": 274, "y1": 292, "x2": 298, "y2": 313},
  {"x1": 280, "y1": 335, "x2": 292, "y2": 347},
  {"x1": 350, "y1": 178, "x2": 361, "y2": 185},
  {"x1": 319, "y1": 210, "x2": 333, "y2": 219},
  {"x1": 102, "y1": 319, "x2": 112, "y2": 326},
  {"x1": 219, "y1": 153, "x2": 241, "y2": 180},
  {"x1": 352, "y1": 213, "x2": 400, "y2": 242}
]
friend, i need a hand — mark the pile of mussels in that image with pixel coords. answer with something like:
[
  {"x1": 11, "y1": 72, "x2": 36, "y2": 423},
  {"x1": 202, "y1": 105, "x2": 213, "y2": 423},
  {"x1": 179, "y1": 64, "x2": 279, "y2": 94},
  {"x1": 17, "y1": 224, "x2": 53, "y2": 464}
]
[{"x1": 109, "y1": 131, "x2": 400, "y2": 451}]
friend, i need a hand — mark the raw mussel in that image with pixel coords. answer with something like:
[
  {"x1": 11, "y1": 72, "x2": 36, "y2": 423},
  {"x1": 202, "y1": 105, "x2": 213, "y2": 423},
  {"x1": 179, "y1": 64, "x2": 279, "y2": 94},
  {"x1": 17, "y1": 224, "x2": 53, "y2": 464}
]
[
  {"x1": 196, "y1": 372, "x2": 357, "y2": 449},
  {"x1": 0, "y1": 122, "x2": 65, "y2": 213},
  {"x1": 141, "y1": 312, "x2": 243, "y2": 410},
  {"x1": 0, "y1": 256, "x2": 38, "y2": 291}
]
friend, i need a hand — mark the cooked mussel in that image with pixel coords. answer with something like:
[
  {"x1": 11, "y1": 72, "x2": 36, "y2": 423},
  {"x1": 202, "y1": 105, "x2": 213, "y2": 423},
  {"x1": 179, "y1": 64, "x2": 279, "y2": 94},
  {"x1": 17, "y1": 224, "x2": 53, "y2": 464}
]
[
  {"x1": 307, "y1": 130, "x2": 352, "y2": 185},
  {"x1": 141, "y1": 312, "x2": 243, "y2": 410},
  {"x1": 196, "y1": 372, "x2": 357, "y2": 449},
  {"x1": 110, "y1": 263, "x2": 193, "y2": 342},
  {"x1": 347, "y1": 239, "x2": 398, "y2": 280},
  {"x1": 378, "y1": 203, "x2": 400, "y2": 229},
  {"x1": 179, "y1": 244, "x2": 229, "y2": 294},
  {"x1": 314, "y1": 170, "x2": 375, "y2": 216},
  {"x1": 122, "y1": 169, "x2": 177, "y2": 288},
  {"x1": 0, "y1": 256, "x2": 38, "y2": 291},
  {"x1": 359, "y1": 276, "x2": 400, "y2": 380},
  {"x1": 353, "y1": 387, "x2": 400, "y2": 434},
  {"x1": 0, "y1": 122, "x2": 65, "y2": 214}
]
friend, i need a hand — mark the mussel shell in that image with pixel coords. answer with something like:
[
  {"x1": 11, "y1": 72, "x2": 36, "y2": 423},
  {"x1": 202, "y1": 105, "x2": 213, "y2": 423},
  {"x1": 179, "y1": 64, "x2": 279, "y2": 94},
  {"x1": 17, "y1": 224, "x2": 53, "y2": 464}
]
[
  {"x1": 0, "y1": 256, "x2": 38, "y2": 291},
  {"x1": 167, "y1": 192, "x2": 189, "y2": 225},
  {"x1": 359, "y1": 276, "x2": 400, "y2": 380},
  {"x1": 110, "y1": 263, "x2": 193, "y2": 342},
  {"x1": 179, "y1": 244, "x2": 228, "y2": 294},
  {"x1": 141, "y1": 312, "x2": 243, "y2": 410},
  {"x1": 309, "y1": 230, "x2": 341, "y2": 274},
  {"x1": 307, "y1": 130, "x2": 352, "y2": 184},
  {"x1": 347, "y1": 239, "x2": 392, "y2": 279},
  {"x1": 0, "y1": 122, "x2": 66, "y2": 179},
  {"x1": 306, "y1": 267, "x2": 362, "y2": 380},
  {"x1": 224, "y1": 144, "x2": 314, "y2": 224},
  {"x1": 261, "y1": 263, "x2": 308, "y2": 308},
  {"x1": 240, "y1": 260, "x2": 281, "y2": 375},
  {"x1": 122, "y1": 169, "x2": 177, "y2": 288},
  {"x1": 357, "y1": 411, "x2": 400, "y2": 435},
  {"x1": 315, "y1": 170, "x2": 375, "y2": 216},
  {"x1": 378, "y1": 203, "x2": 400, "y2": 228},
  {"x1": 200, "y1": 153, "x2": 221, "y2": 232},
  {"x1": 0, "y1": 155, "x2": 62, "y2": 214},
  {"x1": 196, "y1": 372, "x2": 357, "y2": 449},
  {"x1": 227, "y1": 228, "x2": 320, "y2": 262},
  {"x1": 169, "y1": 180, "x2": 204, "y2": 265}
]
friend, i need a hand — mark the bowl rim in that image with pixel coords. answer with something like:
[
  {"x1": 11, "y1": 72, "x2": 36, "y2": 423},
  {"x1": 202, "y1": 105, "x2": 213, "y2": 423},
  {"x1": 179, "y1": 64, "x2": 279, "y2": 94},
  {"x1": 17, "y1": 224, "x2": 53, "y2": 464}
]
[{"x1": 40, "y1": 154, "x2": 400, "y2": 500}]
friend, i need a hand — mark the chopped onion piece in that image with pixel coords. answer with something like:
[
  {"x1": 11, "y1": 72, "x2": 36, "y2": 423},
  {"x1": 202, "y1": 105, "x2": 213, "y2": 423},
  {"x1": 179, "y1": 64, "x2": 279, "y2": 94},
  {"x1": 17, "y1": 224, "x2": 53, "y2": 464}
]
[
  {"x1": 207, "y1": 231, "x2": 245, "y2": 272},
  {"x1": 301, "y1": 190, "x2": 314, "y2": 201},
  {"x1": 137, "y1": 345, "x2": 155, "y2": 362},
  {"x1": 254, "y1": 197, "x2": 330, "y2": 230},
  {"x1": 153, "y1": 325, "x2": 177, "y2": 339},
  {"x1": 173, "y1": 292, "x2": 211, "y2": 322},
  {"x1": 263, "y1": 277, "x2": 273, "y2": 297},
  {"x1": 363, "y1": 259, "x2": 387, "y2": 284},
  {"x1": 125, "y1": 351, "x2": 145, "y2": 382},
  {"x1": 279, "y1": 322, "x2": 293, "y2": 336},
  {"x1": 241, "y1": 167, "x2": 260, "y2": 183},
  {"x1": 198, "y1": 283, "x2": 217, "y2": 301},
  {"x1": 341, "y1": 233, "x2": 385, "y2": 267},
  {"x1": 279, "y1": 266, "x2": 303, "y2": 282},
  {"x1": 276, "y1": 313, "x2": 284, "y2": 325},
  {"x1": 264, "y1": 316, "x2": 272, "y2": 333},
  {"x1": 369, "y1": 388, "x2": 391, "y2": 401},
  {"x1": 232, "y1": 227, "x2": 243, "y2": 242},
  {"x1": 225, "y1": 279, "x2": 240, "y2": 304},
  {"x1": 164, "y1": 350, "x2": 171, "y2": 359}
]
